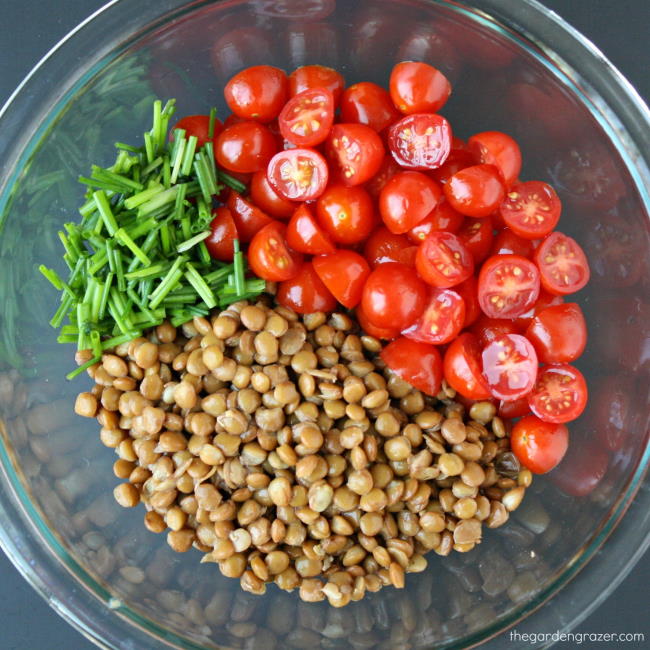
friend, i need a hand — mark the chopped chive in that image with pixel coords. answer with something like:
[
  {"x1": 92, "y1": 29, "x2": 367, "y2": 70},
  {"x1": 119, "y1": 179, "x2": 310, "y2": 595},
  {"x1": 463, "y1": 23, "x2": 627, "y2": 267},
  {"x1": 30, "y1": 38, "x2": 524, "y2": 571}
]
[
  {"x1": 233, "y1": 239, "x2": 245, "y2": 297},
  {"x1": 208, "y1": 108, "x2": 217, "y2": 139},
  {"x1": 57, "y1": 334, "x2": 78, "y2": 344},
  {"x1": 125, "y1": 262, "x2": 168, "y2": 280},
  {"x1": 198, "y1": 240, "x2": 211, "y2": 265},
  {"x1": 98, "y1": 273, "x2": 113, "y2": 319},
  {"x1": 177, "y1": 230, "x2": 211, "y2": 253},
  {"x1": 138, "y1": 185, "x2": 180, "y2": 217},
  {"x1": 39, "y1": 265, "x2": 64, "y2": 290},
  {"x1": 88, "y1": 249, "x2": 109, "y2": 275},
  {"x1": 144, "y1": 132, "x2": 154, "y2": 164},
  {"x1": 124, "y1": 184, "x2": 164, "y2": 210},
  {"x1": 114, "y1": 142, "x2": 141, "y2": 153},
  {"x1": 126, "y1": 217, "x2": 157, "y2": 241},
  {"x1": 114, "y1": 228, "x2": 150, "y2": 265},
  {"x1": 93, "y1": 190, "x2": 119, "y2": 236},
  {"x1": 217, "y1": 169, "x2": 247, "y2": 194},
  {"x1": 90, "y1": 330, "x2": 102, "y2": 357},
  {"x1": 170, "y1": 136, "x2": 186, "y2": 184},
  {"x1": 66, "y1": 355, "x2": 101, "y2": 380},
  {"x1": 149, "y1": 268, "x2": 183, "y2": 309},
  {"x1": 185, "y1": 262, "x2": 217, "y2": 308},
  {"x1": 160, "y1": 223, "x2": 171, "y2": 255},
  {"x1": 181, "y1": 135, "x2": 198, "y2": 177},
  {"x1": 113, "y1": 247, "x2": 126, "y2": 291},
  {"x1": 142, "y1": 156, "x2": 163, "y2": 177},
  {"x1": 57, "y1": 231, "x2": 78, "y2": 262},
  {"x1": 50, "y1": 293, "x2": 74, "y2": 328},
  {"x1": 101, "y1": 331, "x2": 141, "y2": 351}
]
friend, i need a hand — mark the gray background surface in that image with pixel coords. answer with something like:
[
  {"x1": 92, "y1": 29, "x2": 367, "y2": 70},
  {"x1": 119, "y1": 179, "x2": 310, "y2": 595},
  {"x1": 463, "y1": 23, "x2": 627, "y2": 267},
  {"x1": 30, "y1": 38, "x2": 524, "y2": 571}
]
[{"x1": 0, "y1": 1, "x2": 648, "y2": 648}]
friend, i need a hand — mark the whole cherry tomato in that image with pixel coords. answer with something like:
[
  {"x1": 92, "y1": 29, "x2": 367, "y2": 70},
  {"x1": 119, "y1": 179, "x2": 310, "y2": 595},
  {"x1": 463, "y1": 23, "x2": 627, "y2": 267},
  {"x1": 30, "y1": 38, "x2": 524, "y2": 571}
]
[
  {"x1": 250, "y1": 170, "x2": 296, "y2": 220},
  {"x1": 444, "y1": 164, "x2": 505, "y2": 218},
  {"x1": 498, "y1": 396, "x2": 531, "y2": 419},
  {"x1": 278, "y1": 87, "x2": 335, "y2": 147},
  {"x1": 455, "y1": 276, "x2": 481, "y2": 328},
  {"x1": 489, "y1": 228, "x2": 535, "y2": 258},
  {"x1": 443, "y1": 333, "x2": 491, "y2": 400},
  {"x1": 206, "y1": 206, "x2": 238, "y2": 261},
  {"x1": 316, "y1": 183, "x2": 376, "y2": 245},
  {"x1": 356, "y1": 302, "x2": 401, "y2": 340},
  {"x1": 527, "y1": 364, "x2": 588, "y2": 424},
  {"x1": 468, "y1": 130, "x2": 522, "y2": 187},
  {"x1": 499, "y1": 181, "x2": 561, "y2": 239},
  {"x1": 389, "y1": 61, "x2": 451, "y2": 114},
  {"x1": 340, "y1": 82, "x2": 401, "y2": 132},
  {"x1": 481, "y1": 333, "x2": 538, "y2": 401},
  {"x1": 381, "y1": 337, "x2": 443, "y2": 396},
  {"x1": 403, "y1": 288, "x2": 465, "y2": 345},
  {"x1": 511, "y1": 415, "x2": 569, "y2": 474},
  {"x1": 470, "y1": 314, "x2": 520, "y2": 348},
  {"x1": 277, "y1": 262, "x2": 337, "y2": 314},
  {"x1": 226, "y1": 191, "x2": 273, "y2": 242},
  {"x1": 525, "y1": 302, "x2": 587, "y2": 364},
  {"x1": 365, "y1": 155, "x2": 402, "y2": 199},
  {"x1": 215, "y1": 122, "x2": 278, "y2": 173},
  {"x1": 416, "y1": 231, "x2": 474, "y2": 288},
  {"x1": 312, "y1": 249, "x2": 370, "y2": 308},
  {"x1": 288, "y1": 64, "x2": 345, "y2": 104},
  {"x1": 389, "y1": 113, "x2": 452, "y2": 170},
  {"x1": 457, "y1": 216, "x2": 494, "y2": 264},
  {"x1": 534, "y1": 231, "x2": 590, "y2": 295},
  {"x1": 429, "y1": 148, "x2": 477, "y2": 185},
  {"x1": 171, "y1": 114, "x2": 223, "y2": 147},
  {"x1": 408, "y1": 201, "x2": 464, "y2": 243},
  {"x1": 363, "y1": 226, "x2": 417, "y2": 269},
  {"x1": 224, "y1": 65, "x2": 288, "y2": 123},
  {"x1": 266, "y1": 148, "x2": 329, "y2": 201},
  {"x1": 247, "y1": 221, "x2": 303, "y2": 282},
  {"x1": 513, "y1": 289, "x2": 564, "y2": 330},
  {"x1": 285, "y1": 203, "x2": 336, "y2": 255},
  {"x1": 327, "y1": 123, "x2": 385, "y2": 186}
]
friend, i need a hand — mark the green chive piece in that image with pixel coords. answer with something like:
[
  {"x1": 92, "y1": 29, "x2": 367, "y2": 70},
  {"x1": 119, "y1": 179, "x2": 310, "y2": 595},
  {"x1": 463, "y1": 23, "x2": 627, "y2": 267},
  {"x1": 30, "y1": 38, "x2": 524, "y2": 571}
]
[
  {"x1": 66, "y1": 355, "x2": 101, "y2": 380},
  {"x1": 208, "y1": 108, "x2": 218, "y2": 139},
  {"x1": 114, "y1": 228, "x2": 150, "y2": 265},
  {"x1": 39, "y1": 265, "x2": 64, "y2": 290},
  {"x1": 217, "y1": 169, "x2": 247, "y2": 194},
  {"x1": 233, "y1": 239, "x2": 245, "y2": 297},
  {"x1": 124, "y1": 184, "x2": 164, "y2": 210},
  {"x1": 185, "y1": 262, "x2": 216, "y2": 308},
  {"x1": 181, "y1": 135, "x2": 198, "y2": 177},
  {"x1": 177, "y1": 230, "x2": 211, "y2": 253}
]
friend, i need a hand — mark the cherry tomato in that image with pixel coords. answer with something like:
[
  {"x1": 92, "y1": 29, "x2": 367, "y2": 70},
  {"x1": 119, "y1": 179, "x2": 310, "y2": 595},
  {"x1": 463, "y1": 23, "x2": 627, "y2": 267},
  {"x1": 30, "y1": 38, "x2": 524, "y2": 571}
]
[
  {"x1": 206, "y1": 206, "x2": 238, "y2": 261},
  {"x1": 381, "y1": 337, "x2": 443, "y2": 396},
  {"x1": 316, "y1": 183, "x2": 376, "y2": 245},
  {"x1": 389, "y1": 61, "x2": 451, "y2": 114},
  {"x1": 247, "y1": 221, "x2": 303, "y2": 282},
  {"x1": 478, "y1": 254, "x2": 540, "y2": 319},
  {"x1": 278, "y1": 87, "x2": 335, "y2": 147},
  {"x1": 499, "y1": 181, "x2": 561, "y2": 239},
  {"x1": 340, "y1": 82, "x2": 401, "y2": 132},
  {"x1": 226, "y1": 191, "x2": 273, "y2": 242},
  {"x1": 525, "y1": 302, "x2": 586, "y2": 364},
  {"x1": 489, "y1": 228, "x2": 535, "y2": 258},
  {"x1": 327, "y1": 123, "x2": 385, "y2": 186},
  {"x1": 527, "y1": 364, "x2": 587, "y2": 424},
  {"x1": 171, "y1": 114, "x2": 223, "y2": 147},
  {"x1": 312, "y1": 249, "x2": 370, "y2": 308},
  {"x1": 470, "y1": 314, "x2": 520, "y2": 348},
  {"x1": 534, "y1": 231, "x2": 590, "y2": 295},
  {"x1": 457, "y1": 216, "x2": 494, "y2": 264},
  {"x1": 388, "y1": 113, "x2": 452, "y2": 170},
  {"x1": 277, "y1": 262, "x2": 337, "y2": 314},
  {"x1": 285, "y1": 203, "x2": 336, "y2": 255},
  {"x1": 224, "y1": 65, "x2": 288, "y2": 123},
  {"x1": 550, "y1": 440, "x2": 608, "y2": 496},
  {"x1": 379, "y1": 171, "x2": 442, "y2": 235},
  {"x1": 363, "y1": 227, "x2": 416, "y2": 268},
  {"x1": 592, "y1": 374, "x2": 634, "y2": 452},
  {"x1": 444, "y1": 164, "x2": 505, "y2": 218},
  {"x1": 408, "y1": 201, "x2": 464, "y2": 243},
  {"x1": 511, "y1": 415, "x2": 568, "y2": 474},
  {"x1": 498, "y1": 396, "x2": 531, "y2": 419},
  {"x1": 455, "y1": 276, "x2": 481, "y2": 328},
  {"x1": 356, "y1": 302, "x2": 400, "y2": 340},
  {"x1": 443, "y1": 333, "x2": 491, "y2": 400},
  {"x1": 266, "y1": 148, "x2": 329, "y2": 201},
  {"x1": 468, "y1": 131, "x2": 521, "y2": 187},
  {"x1": 416, "y1": 231, "x2": 474, "y2": 288},
  {"x1": 513, "y1": 289, "x2": 564, "y2": 330},
  {"x1": 288, "y1": 64, "x2": 345, "y2": 103},
  {"x1": 215, "y1": 122, "x2": 278, "y2": 173},
  {"x1": 403, "y1": 288, "x2": 465, "y2": 345},
  {"x1": 429, "y1": 148, "x2": 477, "y2": 185},
  {"x1": 361, "y1": 263, "x2": 427, "y2": 331},
  {"x1": 481, "y1": 333, "x2": 538, "y2": 401},
  {"x1": 365, "y1": 155, "x2": 402, "y2": 199},
  {"x1": 250, "y1": 170, "x2": 296, "y2": 220}
]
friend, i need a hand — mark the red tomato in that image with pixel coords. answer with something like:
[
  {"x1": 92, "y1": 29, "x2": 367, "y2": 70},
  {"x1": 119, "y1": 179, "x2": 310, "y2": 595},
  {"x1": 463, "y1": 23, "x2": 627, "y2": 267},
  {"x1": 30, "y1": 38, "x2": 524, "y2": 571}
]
[
  {"x1": 288, "y1": 64, "x2": 345, "y2": 103},
  {"x1": 285, "y1": 203, "x2": 335, "y2": 255},
  {"x1": 550, "y1": 441, "x2": 608, "y2": 496},
  {"x1": 455, "y1": 276, "x2": 481, "y2": 328},
  {"x1": 443, "y1": 333, "x2": 491, "y2": 400},
  {"x1": 224, "y1": 65, "x2": 288, "y2": 123},
  {"x1": 356, "y1": 302, "x2": 400, "y2": 340},
  {"x1": 429, "y1": 148, "x2": 477, "y2": 185},
  {"x1": 514, "y1": 289, "x2": 564, "y2": 330},
  {"x1": 403, "y1": 288, "x2": 465, "y2": 345},
  {"x1": 340, "y1": 82, "x2": 402, "y2": 132},
  {"x1": 381, "y1": 337, "x2": 443, "y2": 396},
  {"x1": 416, "y1": 231, "x2": 474, "y2": 288},
  {"x1": 250, "y1": 170, "x2": 295, "y2": 220},
  {"x1": 327, "y1": 123, "x2": 385, "y2": 186},
  {"x1": 363, "y1": 227, "x2": 415, "y2": 268},
  {"x1": 478, "y1": 254, "x2": 540, "y2": 319},
  {"x1": 247, "y1": 221, "x2": 303, "y2": 282},
  {"x1": 215, "y1": 122, "x2": 278, "y2": 173},
  {"x1": 389, "y1": 61, "x2": 451, "y2": 114},
  {"x1": 525, "y1": 302, "x2": 587, "y2": 364},
  {"x1": 499, "y1": 181, "x2": 561, "y2": 239},
  {"x1": 527, "y1": 364, "x2": 587, "y2": 424},
  {"x1": 171, "y1": 114, "x2": 223, "y2": 147},
  {"x1": 408, "y1": 201, "x2": 464, "y2": 243},
  {"x1": 470, "y1": 314, "x2": 520, "y2": 348},
  {"x1": 481, "y1": 333, "x2": 538, "y2": 401},
  {"x1": 444, "y1": 164, "x2": 505, "y2": 218},
  {"x1": 457, "y1": 216, "x2": 494, "y2": 264},
  {"x1": 511, "y1": 416, "x2": 569, "y2": 474},
  {"x1": 365, "y1": 155, "x2": 402, "y2": 199},
  {"x1": 534, "y1": 231, "x2": 590, "y2": 295},
  {"x1": 379, "y1": 171, "x2": 442, "y2": 234},
  {"x1": 592, "y1": 374, "x2": 634, "y2": 452},
  {"x1": 316, "y1": 183, "x2": 376, "y2": 245},
  {"x1": 388, "y1": 113, "x2": 452, "y2": 170},
  {"x1": 277, "y1": 262, "x2": 337, "y2": 314},
  {"x1": 312, "y1": 249, "x2": 370, "y2": 308},
  {"x1": 489, "y1": 228, "x2": 535, "y2": 258},
  {"x1": 226, "y1": 191, "x2": 273, "y2": 242},
  {"x1": 206, "y1": 207, "x2": 238, "y2": 262},
  {"x1": 468, "y1": 131, "x2": 522, "y2": 188},
  {"x1": 266, "y1": 148, "x2": 329, "y2": 201},
  {"x1": 498, "y1": 396, "x2": 531, "y2": 419},
  {"x1": 278, "y1": 87, "x2": 335, "y2": 147},
  {"x1": 361, "y1": 263, "x2": 427, "y2": 331}
]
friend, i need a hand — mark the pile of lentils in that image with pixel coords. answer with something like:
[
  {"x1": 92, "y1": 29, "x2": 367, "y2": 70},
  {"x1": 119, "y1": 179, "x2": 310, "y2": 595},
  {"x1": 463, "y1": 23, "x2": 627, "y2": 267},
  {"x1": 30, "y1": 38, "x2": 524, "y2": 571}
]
[{"x1": 74, "y1": 296, "x2": 531, "y2": 607}]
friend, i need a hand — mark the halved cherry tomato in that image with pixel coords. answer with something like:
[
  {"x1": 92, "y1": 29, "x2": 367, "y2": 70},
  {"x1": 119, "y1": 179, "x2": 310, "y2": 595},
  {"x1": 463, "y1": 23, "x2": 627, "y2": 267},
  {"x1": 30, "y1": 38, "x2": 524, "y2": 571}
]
[
  {"x1": 171, "y1": 114, "x2": 223, "y2": 147},
  {"x1": 481, "y1": 333, "x2": 538, "y2": 401},
  {"x1": 534, "y1": 231, "x2": 590, "y2": 295},
  {"x1": 443, "y1": 333, "x2": 491, "y2": 400},
  {"x1": 478, "y1": 254, "x2": 540, "y2": 319},
  {"x1": 313, "y1": 249, "x2": 370, "y2": 308},
  {"x1": 416, "y1": 231, "x2": 474, "y2": 288},
  {"x1": 513, "y1": 289, "x2": 564, "y2": 330},
  {"x1": 286, "y1": 203, "x2": 336, "y2": 255},
  {"x1": 277, "y1": 262, "x2": 337, "y2": 314},
  {"x1": 511, "y1": 415, "x2": 568, "y2": 474},
  {"x1": 444, "y1": 164, "x2": 505, "y2": 218},
  {"x1": 379, "y1": 171, "x2": 442, "y2": 234},
  {"x1": 224, "y1": 65, "x2": 288, "y2": 123},
  {"x1": 527, "y1": 364, "x2": 587, "y2": 424},
  {"x1": 470, "y1": 314, "x2": 519, "y2": 348},
  {"x1": 429, "y1": 148, "x2": 476, "y2": 185},
  {"x1": 215, "y1": 121, "x2": 278, "y2": 173},
  {"x1": 247, "y1": 221, "x2": 303, "y2": 282},
  {"x1": 381, "y1": 337, "x2": 443, "y2": 396},
  {"x1": 206, "y1": 206, "x2": 238, "y2": 261},
  {"x1": 363, "y1": 227, "x2": 416, "y2": 268},
  {"x1": 389, "y1": 61, "x2": 451, "y2": 114},
  {"x1": 457, "y1": 216, "x2": 494, "y2": 264},
  {"x1": 365, "y1": 155, "x2": 402, "y2": 199},
  {"x1": 250, "y1": 170, "x2": 296, "y2": 220},
  {"x1": 468, "y1": 131, "x2": 522, "y2": 187},
  {"x1": 408, "y1": 201, "x2": 464, "y2": 243},
  {"x1": 266, "y1": 148, "x2": 329, "y2": 201},
  {"x1": 525, "y1": 302, "x2": 586, "y2": 364},
  {"x1": 340, "y1": 82, "x2": 401, "y2": 132},
  {"x1": 356, "y1": 302, "x2": 400, "y2": 340},
  {"x1": 361, "y1": 263, "x2": 427, "y2": 331},
  {"x1": 499, "y1": 181, "x2": 561, "y2": 239},
  {"x1": 489, "y1": 228, "x2": 535, "y2": 258},
  {"x1": 288, "y1": 64, "x2": 345, "y2": 103},
  {"x1": 278, "y1": 87, "x2": 334, "y2": 147},
  {"x1": 388, "y1": 113, "x2": 452, "y2": 170},
  {"x1": 326, "y1": 123, "x2": 385, "y2": 186},
  {"x1": 455, "y1": 276, "x2": 481, "y2": 328},
  {"x1": 403, "y1": 288, "x2": 465, "y2": 345},
  {"x1": 227, "y1": 191, "x2": 273, "y2": 242},
  {"x1": 498, "y1": 396, "x2": 531, "y2": 419},
  {"x1": 316, "y1": 183, "x2": 376, "y2": 245}
]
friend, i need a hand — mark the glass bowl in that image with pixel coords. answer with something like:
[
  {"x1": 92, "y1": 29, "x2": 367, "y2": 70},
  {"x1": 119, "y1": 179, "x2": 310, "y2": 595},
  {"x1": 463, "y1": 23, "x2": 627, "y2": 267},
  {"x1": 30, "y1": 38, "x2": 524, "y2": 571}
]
[{"x1": 0, "y1": 1, "x2": 648, "y2": 648}]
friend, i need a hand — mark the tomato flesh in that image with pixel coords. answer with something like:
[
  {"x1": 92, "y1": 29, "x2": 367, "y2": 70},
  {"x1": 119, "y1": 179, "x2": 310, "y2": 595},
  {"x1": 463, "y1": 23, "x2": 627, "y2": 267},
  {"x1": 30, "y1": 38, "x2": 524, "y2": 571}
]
[
  {"x1": 499, "y1": 181, "x2": 561, "y2": 239},
  {"x1": 247, "y1": 221, "x2": 303, "y2": 282},
  {"x1": 267, "y1": 148, "x2": 329, "y2": 201},
  {"x1": 227, "y1": 191, "x2": 273, "y2": 243},
  {"x1": 534, "y1": 231, "x2": 590, "y2": 295},
  {"x1": 327, "y1": 123, "x2": 385, "y2": 186},
  {"x1": 285, "y1": 203, "x2": 336, "y2": 255},
  {"x1": 277, "y1": 262, "x2": 337, "y2": 314},
  {"x1": 416, "y1": 231, "x2": 474, "y2": 288},
  {"x1": 527, "y1": 364, "x2": 587, "y2": 424},
  {"x1": 312, "y1": 250, "x2": 370, "y2": 308},
  {"x1": 481, "y1": 333, "x2": 538, "y2": 401},
  {"x1": 443, "y1": 333, "x2": 491, "y2": 400},
  {"x1": 279, "y1": 87, "x2": 335, "y2": 147},
  {"x1": 206, "y1": 207, "x2": 238, "y2": 262},
  {"x1": 511, "y1": 415, "x2": 568, "y2": 474},
  {"x1": 388, "y1": 113, "x2": 452, "y2": 170},
  {"x1": 468, "y1": 130, "x2": 521, "y2": 188},
  {"x1": 525, "y1": 302, "x2": 586, "y2": 364},
  {"x1": 444, "y1": 164, "x2": 505, "y2": 218},
  {"x1": 381, "y1": 337, "x2": 443, "y2": 396},
  {"x1": 403, "y1": 288, "x2": 465, "y2": 345}
]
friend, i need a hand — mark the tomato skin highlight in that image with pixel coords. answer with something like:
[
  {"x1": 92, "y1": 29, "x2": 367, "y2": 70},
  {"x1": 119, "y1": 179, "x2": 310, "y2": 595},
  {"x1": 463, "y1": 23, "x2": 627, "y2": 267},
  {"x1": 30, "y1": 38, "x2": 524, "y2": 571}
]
[
  {"x1": 266, "y1": 148, "x2": 329, "y2": 201},
  {"x1": 250, "y1": 170, "x2": 296, "y2": 220},
  {"x1": 470, "y1": 314, "x2": 520, "y2": 348},
  {"x1": 403, "y1": 288, "x2": 465, "y2": 345},
  {"x1": 481, "y1": 333, "x2": 538, "y2": 401},
  {"x1": 313, "y1": 250, "x2": 370, "y2": 308},
  {"x1": 215, "y1": 121, "x2": 278, "y2": 173},
  {"x1": 388, "y1": 113, "x2": 452, "y2": 170},
  {"x1": 499, "y1": 180, "x2": 561, "y2": 239},
  {"x1": 443, "y1": 333, "x2": 492, "y2": 400},
  {"x1": 511, "y1": 415, "x2": 568, "y2": 474},
  {"x1": 525, "y1": 302, "x2": 587, "y2": 364},
  {"x1": 316, "y1": 183, "x2": 376, "y2": 245},
  {"x1": 224, "y1": 65, "x2": 288, "y2": 123},
  {"x1": 408, "y1": 201, "x2": 464, "y2": 243},
  {"x1": 389, "y1": 61, "x2": 451, "y2": 114},
  {"x1": 468, "y1": 130, "x2": 522, "y2": 188},
  {"x1": 527, "y1": 364, "x2": 588, "y2": 424},
  {"x1": 226, "y1": 191, "x2": 273, "y2": 243},
  {"x1": 327, "y1": 123, "x2": 385, "y2": 186},
  {"x1": 277, "y1": 262, "x2": 337, "y2": 314},
  {"x1": 356, "y1": 302, "x2": 400, "y2": 340},
  {"x1": 171, "y1": 114, "x2": 223, "y2": 147},
  {"x1": 381, "y1": 337, "x2": 443, "y2": 396},
  {"x1": 416, "y1": 231, "x2": 474, "y2": 288},
  {"x1": 340, "y1": 82, "x2": 402, "y2": 132},
  {"x1": 247, "y1": 221, "x2": 303, "y2": 282},
  {"x1": 514, "y1": 289, "x2": 564, "y2": 330},
  {"x1": 285, "y1": 203, "x2": 336, "y2": 255},
  {"x1": 278, "y1": 87, "x2": 335, "y2": 147},
  {"x1": 288, "y1": 64, "x2": 345, "y2": 103},
  {"x1": 363, "y1": 227, "x2": 415, "y2": 268},
  {"x1": 534, "y1": 231, "x2": 590, "y2": 295},
  {"x1": 444, "y1": 164, "x2": 505, "y2": 218},
  {"x1": 206, "y1": 207, "x2": 238, "y2": 262},
  {"x1": 498, "y1": 396, "x2": 531, "y2": 419},
  {"x1": 489, "y1": 228, "x2": 535, "y2": 258}
]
